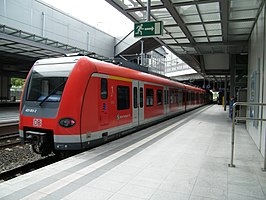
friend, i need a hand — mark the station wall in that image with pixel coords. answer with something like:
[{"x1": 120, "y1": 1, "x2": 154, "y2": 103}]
[
  {"x1": 0, "y1": 0, "x2": 115, "y2": 58},
  {"x1": 247, "y1": 4, "x2": 266, "y2": 158}
]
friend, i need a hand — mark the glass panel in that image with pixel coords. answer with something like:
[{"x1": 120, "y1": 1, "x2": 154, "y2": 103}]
[
  {"x1": 140, "y1": 88, "x2": 143, "y2": 108},
  {"x1": 134, "y1": 87, "x2": 137, "y2": 108},
  {"x1": 117, "y1": 86, "x2": 130, "y2": 110},
  {"x1": 187, "y1": 24, "x2": 204, "y2": 31},
  {"x1": 150, "y1": 0, "x2": 163, "y2": 6},
  {"x1": 171, "y1": 32, "x2": 186, "y2": 38},
  {"x1": 169, "y1": 45, "x2": 183, "y2": 50},
  {"x1": 151, "y1": 8, "x2": 170, "y2": 18},
  {"x1": 183, "y1": 47, "x2": 195, "y2": 51},
  {"x1": 165, "y1": 26, "x2": 181, "y2": 33},
  {"x1": 229, "y1": 21, "x2": 254, "y2": 29},
  {"x1": 209, "y1": 36, "x2": 222, "y2": 42},
  {"x1": 134, "y1": 11, "x2": 146, "y2": 20},
  {"x1": 182, "y1": 15, "x2": 201, "y2": 23},
  {"x1": 163, "y1": 18, "x2": 176, "y2": 25},
  {"x1": 176, "y1": 5, "x2": 198, "y2": 15},
  {"x1": 230, "y1": 0, "x2": 262, "y2": 10},
  {"x1": 205, "y1": 23, "x2": 221, "y2": 30},
  {"x1": 26, "y1": 63, "x2": 75, "y2": 102},
  {"x1": 195, "y1": 37, "x2": 208, "y2": 42},
  {"x1": 230, "y1": 10, "x2": 258, "y2": 20},
  {"x1": 191, "y1": 31, "x2": 206, "y2": 37},
  {"x1": 207, "y1": 30, "x2": 222, "y2": 35},
  {"x1": 172, "y1": 0, "x2": 193, "y2": 3},
  {"x1": 157, "y1": 90, "x2": 163, "y2": 105},
  {"x1": 160, "y1": 33, "x2": 173, "y2": 39},
  {"x1": 113, "y1": 0, "x2": 141, "y2": 9},
  {"x1": 229, "y1": 28, "x2": 251, "y2": 35},
  {"x1": 138, "y1": 0, "x2": 163, "y2": 6},
  {"x1": 176, "y1": 38, "x2": 190, "y2": 43},
  {"x1": 201, "y1": 13, "x2": 221, "y2": 22},
  {"x1": 101, "y1": 79, "x2": 108, "y2": 99},
  {"x1": 198, "y1": 2, "x2": 220, "y2": 14},
  {"x1": 146, "y1": 88, "x2": 154, "y2": 107},
  {"x1": 163, "y1": 39, "x2": 177, "y2": 44}
]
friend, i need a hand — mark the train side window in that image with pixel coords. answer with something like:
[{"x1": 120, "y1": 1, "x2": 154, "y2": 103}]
[
  {"x1": 117, "y1": 86, "x2": 130, "y2": 110},
  {"x1": 170, "y1": 90, "x2": 174, "y2": 104},
  {"x1": 157, "y1": 90, "x2": 162, "y2": 105},
  {"x1": 133, "y1": 87, "x2": 137, "y2": 108},
  {"x1": 175, "y1": 90, "x2": 178, "y2": 104},
  {"x1": 140, "y1": 88, "x2": 143, "y2": 108},
  {"x1": 101, "y1": 78, "x2": 108, "y2": 99},
  {"x1": 167, "y1": 90, "x2": 169, "y2": 104},
  {"x1": 164, "y1": 90, "x2": 166, "y2": 105},
  {"x1": 146, "y1": 88, "x2": 154, "y2": 106}
]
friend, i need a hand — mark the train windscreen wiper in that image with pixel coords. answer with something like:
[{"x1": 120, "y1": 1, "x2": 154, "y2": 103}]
[{"x1": 39, "y1": 80, "x2": 67, "y2": 107}]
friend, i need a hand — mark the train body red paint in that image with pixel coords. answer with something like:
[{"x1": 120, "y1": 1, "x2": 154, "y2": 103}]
[{"x1": 19, "y1": 56, "x2": 211, "y2": 156}]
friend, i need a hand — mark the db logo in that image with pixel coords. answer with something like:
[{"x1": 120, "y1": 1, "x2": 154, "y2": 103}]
[{"x1": 33, "y1": 118, "x2": 42, "y2": 127}]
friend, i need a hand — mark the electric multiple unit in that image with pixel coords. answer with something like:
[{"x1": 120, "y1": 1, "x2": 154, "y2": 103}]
[{"x1": 19, "y1": 56, "x2": 211, "y2": 156}]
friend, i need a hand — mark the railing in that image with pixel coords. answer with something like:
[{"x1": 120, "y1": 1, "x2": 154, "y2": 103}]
[{"x1": 228, "y1": 102, "x2": 266, "y2": 171}]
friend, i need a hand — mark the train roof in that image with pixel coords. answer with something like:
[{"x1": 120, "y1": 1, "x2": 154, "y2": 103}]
[
  {"x1": 34, "y1": 56, "x2": 206, "y2": 93},
  {"x1": 89, "y1": 57, "x2": 206, "y2": 93}
]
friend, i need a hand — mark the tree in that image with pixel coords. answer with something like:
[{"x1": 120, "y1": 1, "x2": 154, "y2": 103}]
[{"x1": 11, "y1": 78, "x2": 25, "y2": 87}]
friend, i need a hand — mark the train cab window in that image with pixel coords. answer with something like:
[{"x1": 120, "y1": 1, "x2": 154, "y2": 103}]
[
  {"x1": 157, "y1": 90, "x2": 162, "y2": 105},
  {"x1": 140, "y1": 88, "x2": 143, "y2": 108},
  {"x1": 101, "y1": 78, "x2": 108, "y2": 99},
  {"x1": 133, "y1": 87, "x2": 137, "y2": 108},
  {"x1": 27, "y1": 77, "x2": 67, "y2": 102},
  {"x1": 117, "y1": 86, "x2": 130, "y2": 110},
  {"x1": 146, "y1": 88, "x2": 154, "y2": 106},
  {"x1": 26, "y1": 63, "x2": 74, "y2": 102}
]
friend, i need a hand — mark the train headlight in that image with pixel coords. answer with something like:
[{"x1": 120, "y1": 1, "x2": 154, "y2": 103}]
[{"x1": 59, "y1": 118, "x2": 76, "y2": 128}]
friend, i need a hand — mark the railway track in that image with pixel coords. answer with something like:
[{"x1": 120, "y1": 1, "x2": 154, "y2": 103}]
[
  {"x1": 0, "y1": 155, "x2": 60, "y2": 181},
  {"x1": 0, "y1": 121, "x2": 19, "y2": 135},
  {"x1": 0, "y1": 121, "x2": 20, "y2": 148}
]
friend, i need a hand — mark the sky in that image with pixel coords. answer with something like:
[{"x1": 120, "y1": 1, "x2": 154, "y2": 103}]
[
  {"x1": 41, "y1": 0, "x2": 133, "y2": 37},
  {"x1": 40, "y1": 0, "x2": 184, "y2": 68}
]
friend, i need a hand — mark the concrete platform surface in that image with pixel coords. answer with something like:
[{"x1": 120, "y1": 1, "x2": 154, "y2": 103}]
[
  {"x1": 0, "y1": 105, "x2": 265, "y2": 200},
  {"x1": 0, "y1": 107, "x2": 19, "y2": 123}
]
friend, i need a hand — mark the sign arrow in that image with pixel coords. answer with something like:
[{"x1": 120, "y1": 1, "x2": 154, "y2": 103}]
[
  {"x1": 134, "y1": 21, "x2": 163, "y2": 37},
  {"x1": 144, "y1": 27, "x2": 154, "y2": 31}
]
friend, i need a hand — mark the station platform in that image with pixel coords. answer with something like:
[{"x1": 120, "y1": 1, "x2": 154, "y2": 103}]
[
  {"x1": 0, "y1": 105, "x2": 265, "y2": 200},
  {"x1": 0, "y1": 106, "x2": 19, "y2": 123}
]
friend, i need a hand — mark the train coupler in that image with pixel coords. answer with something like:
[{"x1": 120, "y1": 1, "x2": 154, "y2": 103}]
[{"x1": 25, "y1": 131, "x2": 52, "y2": 156}]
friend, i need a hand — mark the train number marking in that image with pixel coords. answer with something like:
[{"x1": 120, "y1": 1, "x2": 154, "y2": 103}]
[{"x1": 33, "y1": 118, "x2": 42, "y2": 127}]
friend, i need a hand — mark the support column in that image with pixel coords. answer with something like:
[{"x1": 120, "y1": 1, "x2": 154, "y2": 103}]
[
  {"x1": 0, "y1": 75, "x2": 10, "y2": 101},
  {"x1": 230, "y1": 55, "x2": 236, "y2": 99},
  {"x1": 147, "y1": 0, "x2": 151, "y2": 21},
  {"x1": 140, "y1": 40, "x2": 144, "y2": 66},
  {"x1": 224, "y1": 75, "x2": 227, "y2": 111}
]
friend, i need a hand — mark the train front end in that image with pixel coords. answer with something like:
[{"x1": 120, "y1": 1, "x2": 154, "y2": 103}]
[{"x1": 19, "y1": 57, "x2": 92, "y2": 156}]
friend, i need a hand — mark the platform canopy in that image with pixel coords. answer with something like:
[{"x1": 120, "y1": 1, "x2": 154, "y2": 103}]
[{"x1": 106, "y1": 0, "x2": 265, "y2": 82}]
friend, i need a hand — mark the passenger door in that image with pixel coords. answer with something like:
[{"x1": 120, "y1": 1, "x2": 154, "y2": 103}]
[{"x1": 132, "y1": 81, "x2": 144, "y2": 126}]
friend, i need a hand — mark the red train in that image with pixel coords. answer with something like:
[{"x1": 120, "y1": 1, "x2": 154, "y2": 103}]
[{"x1": 19, "y1": 56, "x2": 211, "y2": 156}]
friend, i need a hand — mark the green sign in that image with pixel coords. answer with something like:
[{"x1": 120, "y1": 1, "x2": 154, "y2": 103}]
[{"x1": 134, "y1": 21, "x2": 163, "y2": 38}]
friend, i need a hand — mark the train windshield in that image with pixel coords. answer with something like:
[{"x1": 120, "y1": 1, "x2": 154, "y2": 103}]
[{"x1": 26, "y1": 63, "x2": 75, "y2": 102}]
